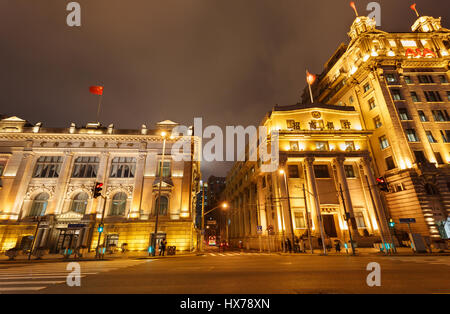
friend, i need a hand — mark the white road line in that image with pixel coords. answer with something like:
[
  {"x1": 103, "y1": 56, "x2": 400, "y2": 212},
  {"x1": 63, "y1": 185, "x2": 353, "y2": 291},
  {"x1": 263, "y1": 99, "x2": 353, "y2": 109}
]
[
  {"x1": 0, "y1": 286, "x2": 46, "y2": 291},
  {"x1": 0, "y1": 275, "x2": 87, "y2": 280},
  {"x1": 209, "y1": 253, "x2": 216, "y2": 256},
  {"x1": 0, "y1": 281, "x2": 65, "y2": 285}
]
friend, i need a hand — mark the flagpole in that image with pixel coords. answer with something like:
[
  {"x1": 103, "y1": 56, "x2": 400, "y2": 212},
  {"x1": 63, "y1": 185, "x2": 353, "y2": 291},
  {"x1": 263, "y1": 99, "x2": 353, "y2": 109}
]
[
  {"x1": 96, "y1": 94, "x2": 103, "y2": 123},
  {"x1": 306, "y1": 70, "x2": 314, "y2": 104}
]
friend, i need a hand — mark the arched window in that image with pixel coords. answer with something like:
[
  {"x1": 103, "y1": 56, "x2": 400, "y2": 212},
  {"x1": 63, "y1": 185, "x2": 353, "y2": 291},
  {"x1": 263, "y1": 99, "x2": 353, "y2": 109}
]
[
  {"x1": 29, "y1": 193, "x2": 49, "y2": 217},
  {"x1": 154, "y1": 196, "x2": 169, "y2": 216},
  {"x1": 70, "y1": 192, "x2": 89, "y2": 214},
  {"x1": 110, "y1": 192, "x2": 127, "y2": 216}
]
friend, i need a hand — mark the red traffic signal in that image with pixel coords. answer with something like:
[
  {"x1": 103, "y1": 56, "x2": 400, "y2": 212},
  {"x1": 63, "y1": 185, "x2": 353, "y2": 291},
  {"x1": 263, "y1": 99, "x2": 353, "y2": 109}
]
[
  {"x1": 93, "y1": 182, "x2": 103, "y2": 198},
  {"x1": 376, "y1": 177, "x2": 389, "y2": 192}
]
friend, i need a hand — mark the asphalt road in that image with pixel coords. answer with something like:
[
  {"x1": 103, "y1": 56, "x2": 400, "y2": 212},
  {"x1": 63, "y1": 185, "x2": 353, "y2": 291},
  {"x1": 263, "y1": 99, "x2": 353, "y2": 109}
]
[{"x1": 1, "y1": 251, "x2": 446, "y2": 294}]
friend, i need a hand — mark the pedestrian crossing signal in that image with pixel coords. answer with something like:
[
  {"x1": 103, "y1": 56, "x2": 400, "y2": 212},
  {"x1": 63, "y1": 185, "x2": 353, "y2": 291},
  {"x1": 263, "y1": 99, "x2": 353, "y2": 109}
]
[
  {"x1": 93, "y1": 182, "x2": 103, "y2": 198},
  {"x1": 98, "y1": 223, "x2": 104, "y2": 233},
  {"x1": 389, "y1": 219, "x2": 395, "y2": 228}
]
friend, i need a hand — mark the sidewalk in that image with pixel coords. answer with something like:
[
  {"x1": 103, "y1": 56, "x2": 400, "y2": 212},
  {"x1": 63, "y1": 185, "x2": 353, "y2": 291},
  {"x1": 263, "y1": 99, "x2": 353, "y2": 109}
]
[
  {"x1": 0, "y1": 250, "x2": 203, "y2": 264},
  {"x1": 242, "y1": 246, "x2": 450, "y2": 257}
]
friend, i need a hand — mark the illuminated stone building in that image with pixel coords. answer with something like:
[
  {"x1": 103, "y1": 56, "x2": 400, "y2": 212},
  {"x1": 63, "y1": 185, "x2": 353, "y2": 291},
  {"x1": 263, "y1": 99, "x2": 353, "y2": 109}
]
[
  {"x1": 0, "y1": 116, "x2": 200, "y2": 253},
  {"x1": 305, "y1": 13, "x2": 450, "y2": 239},
  {"x1": 224, "y1": 103, "x2": 393, "y2": 251}
]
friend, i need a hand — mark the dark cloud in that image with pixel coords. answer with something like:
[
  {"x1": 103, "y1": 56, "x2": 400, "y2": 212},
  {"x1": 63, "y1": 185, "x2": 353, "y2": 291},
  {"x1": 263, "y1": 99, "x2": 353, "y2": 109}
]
[{"x1": 0, "y1": 0, "x2": 448, "y2": 178}]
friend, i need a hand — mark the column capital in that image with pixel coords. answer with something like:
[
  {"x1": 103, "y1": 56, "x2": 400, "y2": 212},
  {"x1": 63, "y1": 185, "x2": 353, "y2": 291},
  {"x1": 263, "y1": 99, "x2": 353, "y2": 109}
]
[
  {"x1": 361, "y1": 156, "x2": 372, "y2": 166},
  {"x1": 334, "y1": 156, "x2": 346, "y2": 165},
  {"x1": 304, "y1": 156, "x2": 315, "y2": 165}
]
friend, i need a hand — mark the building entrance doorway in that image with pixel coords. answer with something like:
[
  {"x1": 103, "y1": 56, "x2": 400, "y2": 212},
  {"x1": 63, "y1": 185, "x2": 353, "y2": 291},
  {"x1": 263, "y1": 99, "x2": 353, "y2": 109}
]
[
  {"x1": 322, "y1": 215, "x2": 337, "y2": 237},
  {"x1": 56, "y1": 229, "x2": 79, "y2": 253}
]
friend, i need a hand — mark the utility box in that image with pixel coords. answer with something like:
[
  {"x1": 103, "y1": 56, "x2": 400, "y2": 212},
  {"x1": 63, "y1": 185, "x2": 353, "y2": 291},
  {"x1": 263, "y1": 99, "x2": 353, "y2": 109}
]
[{"x1": 408, "y1": 233, "x2": 427, "y2": 253}]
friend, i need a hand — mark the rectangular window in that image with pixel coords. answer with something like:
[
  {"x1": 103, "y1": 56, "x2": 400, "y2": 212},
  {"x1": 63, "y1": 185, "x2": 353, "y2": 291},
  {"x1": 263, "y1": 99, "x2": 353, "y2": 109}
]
[
  {"x1": 368, "y1": 98, "x2": 376, "y2": 110},
  {"x1": 315, "y1": 141, "x2": 329, "y2": 151},
  {"x1": 363, "y1": 83, "x2": 371, "y2": 93},
  {"x1": 410, "y1": 92, "x2": 420, "y2": 102},
  {"x1": 385, "y1": 156, "x2": 396, "y2": 170},
  {"x1": 314, "y1": 165, "x2": 330, "y2": 178},
  {"x1": 386, "y1": 74, "x2": 397, "y2": 84},
  {"x1": 425, "y1": 91, "x2": 442, "y2": 102},
  {"x1": 157, "y1": 161, "x2": 171, "y2": 178},
  {"x1": 435, "y1": 152, "x2": 445, "y2": 165},
  {"x1": 404, "y1": 76, "x2": 412, "y2": 84},
  {"x1": 262, "y1": 176, "x2": 266, "y2": 188},
  {"x1": 373, "y1": 116, "x2": 382, "y2": 128},
  {"x1": 355, "y1": 212, "x2": 366, "y2": 228},
  {"x1": 432, "y1": 110, "x2": 446, "y2": 122},
  {"x1": 398, "y1": 108, "x2": 410, "y2": 120},
  {"x1": 441, "y1": 130, "x2": 449, "y2": 143},
  {"x1": 447, "y1": 91, "x2": 450, "y2": 101},
  {"x1": 418, "y1": 110, "x2": 428, "y2": 122},
  {"x1": 391, "y1": 89, "x2": 403, "y2": 100},
  {"x1": 344, "y1": 165, "x2": 356, "y2": 178},
  {"x1": 0, "y1": 163, "x2": 4, "y2": 176},
  {"x1": 406, "y1": 129, "x2": 420, "y2": 142},
  {"x1": 414, "y1": 150, "x2": 427, "y2": 163},
  {"x1": 401, "y1": 40, "x2": 417, "y2": 47},
  {"x1": 33, "y1": 156, "x2": 63, "y2": 178},
  {"x1": 109, "y1": 157, "x2": 136, "y2": 178},
  {"x1": 288, "y1": 165, "x2": 300, "y2": 178},
  {"x1": 379, "y1": 135, "x2": 390, "y2": 149},
  {"x1": 294, "y1": 212, "x2": 306, "y2": 229},
  {"x1": 426, "y1": 131, "x2": 437, "y2": 143},
  {"x1": 72, "y1": 156, "x2": 100, "y2": 178},
  {"x1": 439, "y1": 75, "x2": 448, "y2": 83},
  {"x1": 418, "y1": 75, "x2": 434, "y2": 84}
]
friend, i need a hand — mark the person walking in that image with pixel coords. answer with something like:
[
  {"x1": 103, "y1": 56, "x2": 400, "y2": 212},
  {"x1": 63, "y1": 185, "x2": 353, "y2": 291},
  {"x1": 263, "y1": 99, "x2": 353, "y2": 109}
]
[
  {"x1": 159, "y1": 239, "x2": 167, "y2": 256},
  {"x1": 286, "y1": 238, "x2": 292, "y2": 253},
  {"x1": 335, "y1": 241, "x2": 341, "y2": 254}
]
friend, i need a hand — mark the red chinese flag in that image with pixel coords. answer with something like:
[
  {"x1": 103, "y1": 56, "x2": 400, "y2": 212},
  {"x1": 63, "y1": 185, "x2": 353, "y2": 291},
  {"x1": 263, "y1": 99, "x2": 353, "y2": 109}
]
[
  {"x1": 350, "y1": 1, "x2": 358, "y2": 16},
  {"x1": 89, "y1": 86, "x2": 104, "y2": 95},
  {"x1": 306, "y1": 71, "x2": 316, "y2": 86},
  {"x1": 410, "y1": 3, "x2": 416, "y2": 11}
]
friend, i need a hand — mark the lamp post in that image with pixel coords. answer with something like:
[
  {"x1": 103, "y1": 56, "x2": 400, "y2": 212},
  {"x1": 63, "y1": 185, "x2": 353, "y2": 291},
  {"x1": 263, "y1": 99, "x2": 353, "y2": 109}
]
[
  {"x1": 279, "y1": 169, "x2": 296, "y2": 251},
  {"x1": 151, "y1": 131, "x2": 170, "y2": 256},
  {"x1": 202, "y1": 202, "x2": 228, "y2": 251}
]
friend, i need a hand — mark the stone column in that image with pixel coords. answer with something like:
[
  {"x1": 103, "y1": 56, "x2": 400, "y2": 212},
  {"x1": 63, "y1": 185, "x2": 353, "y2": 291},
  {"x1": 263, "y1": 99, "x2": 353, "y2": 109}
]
[
  {"x1": 49, "y1": 152, "x2": 74, "y2": 215},
  {"x1": 95, "y1": 152, "x2": 110, "y2": 215},
  {"x1": 131, "y1": 152, "x2": 147, "y2": 218},
  {"x1": 361, "y1": 157, "x2": 393, "y2": 244},
  {"x1": 303, "y1": 157, "x2": 325, "y2": 240},
  {"x1": 333, "y1": 157, "x2": 359, "y2": 235},
  {"x1": 10, "y1": 152, "x2": 36, "y2": 217}
]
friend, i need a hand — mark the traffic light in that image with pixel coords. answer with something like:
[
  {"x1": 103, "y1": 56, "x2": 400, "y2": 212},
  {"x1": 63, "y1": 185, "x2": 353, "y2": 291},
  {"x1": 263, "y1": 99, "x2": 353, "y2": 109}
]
[
  {"x1": 376, "y1": 177, "x2": 389, "y2": 192},
  {"x1": 98, "y1": 223, "x2": 104, "y2": 233},
  {"x1": 93, "y1": 182, "x2": 103, "y2": 198},
  {"x1": 389, "y1": 219, "x2": 395, "y2": 228}
]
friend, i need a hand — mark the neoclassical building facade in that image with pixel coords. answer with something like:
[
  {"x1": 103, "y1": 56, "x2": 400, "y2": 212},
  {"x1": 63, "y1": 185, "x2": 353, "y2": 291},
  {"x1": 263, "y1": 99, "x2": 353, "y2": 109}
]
[
  {"x1": 306, "y1": 13, "x2": 450, "y2": 239},
  {"x1": 0, "y1": 116, "x2": 200, "y2": 253},
  {"x1": 224, "y1": 103, "x2": 393, "y2": 251}
]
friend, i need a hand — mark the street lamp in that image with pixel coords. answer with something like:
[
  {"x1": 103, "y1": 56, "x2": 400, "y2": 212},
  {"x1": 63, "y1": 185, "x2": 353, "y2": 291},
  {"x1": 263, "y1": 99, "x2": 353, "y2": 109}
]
[
  {"x1": 278, "y1": 169, "x2": 296, "y2": 251},
  {"x1": 150, "y1": 130, "x2": 172, "y2": 256},
  {"x1": 201, "y1": 202, "x2": 228, "y2": 252}
]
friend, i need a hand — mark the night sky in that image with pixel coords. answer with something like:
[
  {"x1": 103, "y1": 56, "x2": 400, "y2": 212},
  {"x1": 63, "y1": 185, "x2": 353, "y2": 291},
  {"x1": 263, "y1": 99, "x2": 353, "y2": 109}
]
[{"x1": 1, "y1": 0, "x2": 449, "y2": 178}]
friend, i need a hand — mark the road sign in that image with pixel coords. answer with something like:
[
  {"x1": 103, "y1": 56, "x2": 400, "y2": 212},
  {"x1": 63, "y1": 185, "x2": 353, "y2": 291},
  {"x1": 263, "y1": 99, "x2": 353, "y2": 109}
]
[
  {"x1": 257, "y1": 226, "x2": 263, "y2": 235},
  {"x1": 399, "y1": 218, "x2": 416, "y2": 224}
]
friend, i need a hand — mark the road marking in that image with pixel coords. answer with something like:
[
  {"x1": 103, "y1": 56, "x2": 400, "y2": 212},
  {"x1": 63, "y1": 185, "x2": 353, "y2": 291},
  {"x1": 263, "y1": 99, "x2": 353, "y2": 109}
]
[
  {"x1": 0, "y1": 281, "x2": 65, "y2": 285},
  {"x1": 0, "y1": 287, "x2": 46, "y2": 291},
  {"x1": 0, "y1": 275, "x2": 87, "y2": 280}
]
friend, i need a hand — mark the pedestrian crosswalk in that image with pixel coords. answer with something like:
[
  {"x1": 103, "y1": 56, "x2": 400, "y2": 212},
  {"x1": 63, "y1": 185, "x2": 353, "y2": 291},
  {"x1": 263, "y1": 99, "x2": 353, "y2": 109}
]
[
  {"x1": 204, "y1": 252, "x2": 276, "y2": 257},
  {"x1": 0, "y1": 259, "x2": 149, "y2": 293},
  {"x1": 389, "y1": 256, "x2": 450, "y2": 267}
]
